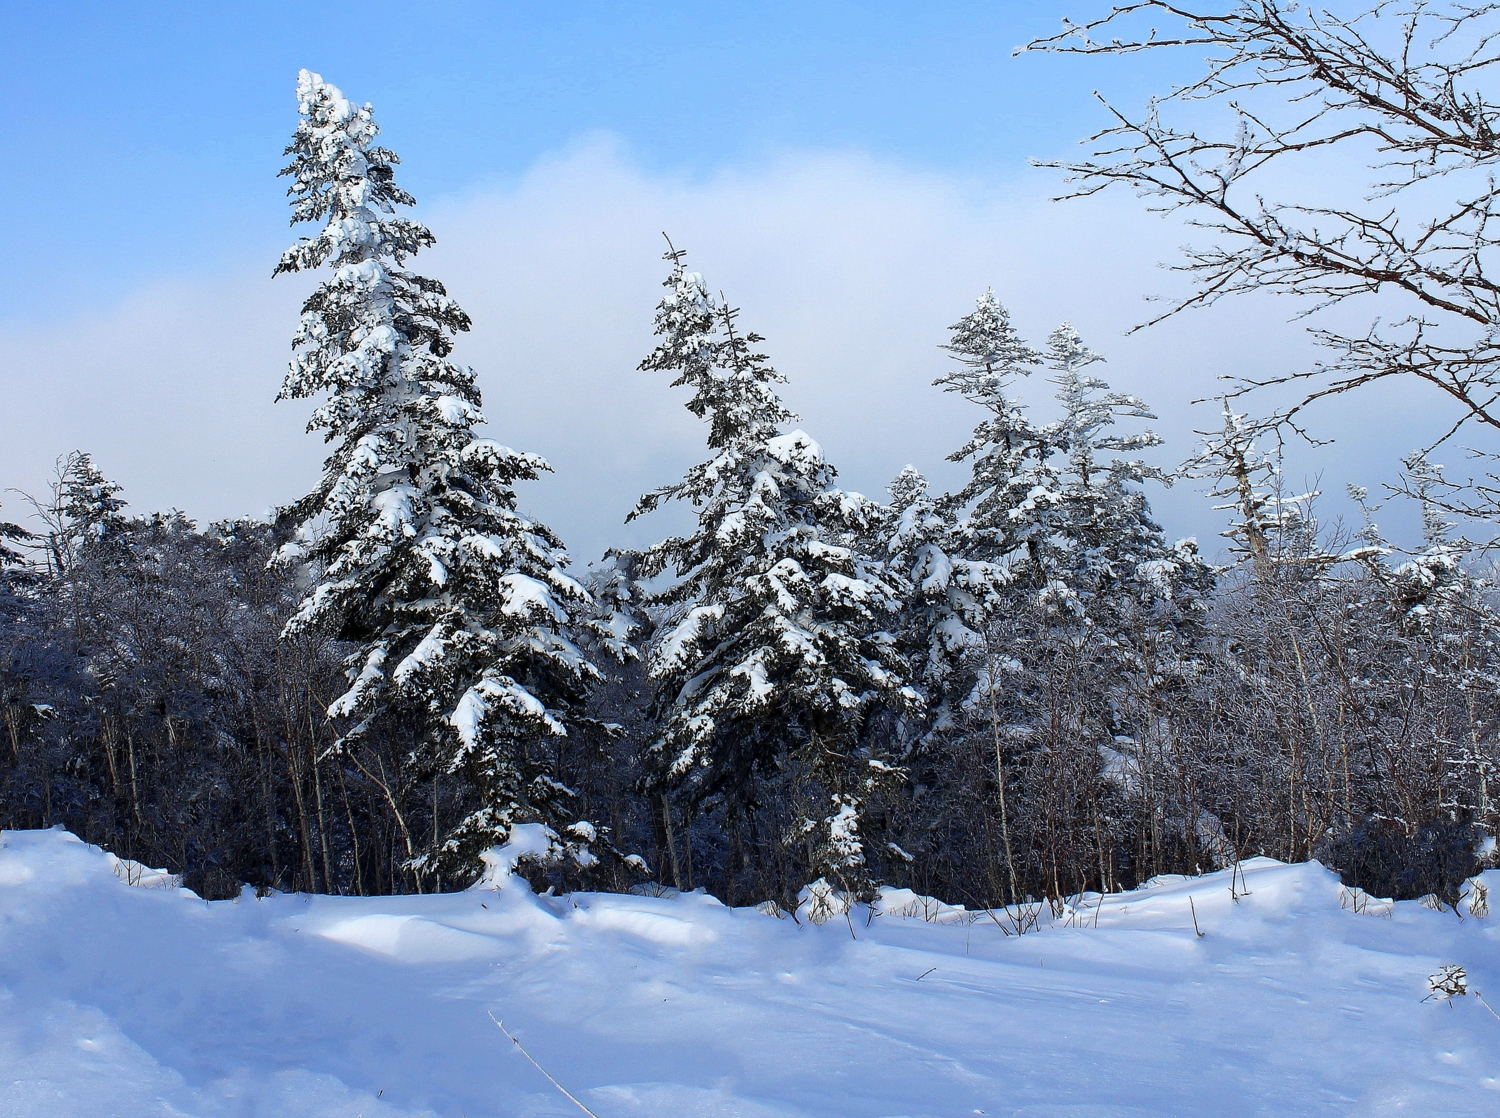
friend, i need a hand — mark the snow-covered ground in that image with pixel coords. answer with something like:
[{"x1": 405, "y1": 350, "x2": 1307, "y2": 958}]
[{"x1": 2, "y1": 828, "x2": 1498, "y2": 1117}]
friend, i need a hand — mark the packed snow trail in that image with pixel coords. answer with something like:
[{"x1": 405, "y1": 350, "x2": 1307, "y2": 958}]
[{"x1": 1, "y1": 829, "x2": 1498, "y2": 1117}]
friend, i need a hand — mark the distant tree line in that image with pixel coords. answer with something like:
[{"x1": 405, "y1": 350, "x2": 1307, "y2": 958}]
[{"x1": 4, "y1": 26, "x2": 1498, "y2": 909}]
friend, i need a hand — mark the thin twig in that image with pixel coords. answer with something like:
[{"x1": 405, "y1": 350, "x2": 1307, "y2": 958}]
[
  {"x1": 490, "y1": 1013, "x2": 602, "y2": 1118},
  {"x1": 1189, "y1": 895, "x2": 1205, "y2": 937},
  {"x1": 1476, "y1": 990, "x2": 1500, "y2": 1024}
]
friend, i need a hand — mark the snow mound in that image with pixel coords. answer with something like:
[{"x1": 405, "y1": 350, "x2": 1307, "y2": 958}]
[{"x1": 3, "y1": 828, "x2": 1500, "y2": 1116}]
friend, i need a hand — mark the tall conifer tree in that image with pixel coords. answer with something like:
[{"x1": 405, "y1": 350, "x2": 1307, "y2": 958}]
[
  {"x1": 273, "y1": 70, "x2": 599, "y2": 877},
  {"x1": 58, "y1": 452, "x2": 128, "y2": 567},
  {"x1": 938, "y1": 289, "x2": 1046, "y2": 564},
  {"x1": 882, "y1": 466, "x2": 1008, "y2": 729},
  {"x1": 1031, "y1": 324, "x2": 1212, "y2": 614},
  {"x1": 632, "y1": 246, "x2": 911, "y2": 896}
]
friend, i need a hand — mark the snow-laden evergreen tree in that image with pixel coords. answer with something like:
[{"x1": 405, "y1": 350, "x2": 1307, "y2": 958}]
[
  {"x1": 1024, "y1": 328, "x2": 1215, "y2": 811},
  {"x1": 938, "y1": 288, "x2": 1040, "y2": 402},
  {"x1": 882, "y1": 465, "x2": 1008, "y2": 729},
  {"x1": 936, "y1": 289, "x2": 1046, "y2": 565},
  {"x1": 53, "y1": 452, "x2": 128, "y2": 571},
  {"x1": 38, "y1": 455, "x2": 135, "y2": 644},
  {"x1": 907, "y1": 294, "x2": 1057, "y2": 903},
  {"x1": 973, "y1": 326, "x2": 1212, "y2": 901},
  {"x1": 631, "y1": 246, "x2": 913, "y2": 897},
  {"x1": 580, "y1": 551, "x2": 647, "y2": 665},
  {"x1": 995, "y1": 324, "x2": 1214, "y2": 615},
  {"x1": 61, "y1": 453, "x2": 126, "y2": 534},
  {"x1": 272, "y1": 70, "x2": 600, "y2": 879}
]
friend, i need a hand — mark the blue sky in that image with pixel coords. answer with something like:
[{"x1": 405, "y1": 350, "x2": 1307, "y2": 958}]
[
  {"x1": 1, "y1": 2, "x2": 1174, "y2": 319},
  {"x1": 0, "y1": 3, "x2": 1444, "y2": 558}
]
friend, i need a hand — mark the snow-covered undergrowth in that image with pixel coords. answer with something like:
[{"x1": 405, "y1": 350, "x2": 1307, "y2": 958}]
[{"x1": 2, "y1": 828, "x2": 1498, "y2": 1117}]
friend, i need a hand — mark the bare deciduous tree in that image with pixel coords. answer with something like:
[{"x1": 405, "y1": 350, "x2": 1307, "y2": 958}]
[{"x1": 1024, "y1": 2, "x2": 1500, "y2": 508}]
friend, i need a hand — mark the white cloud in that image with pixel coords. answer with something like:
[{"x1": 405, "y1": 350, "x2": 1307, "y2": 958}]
[{"x1": 0, "y1": 137, "x2": 1454, "y2": 564}]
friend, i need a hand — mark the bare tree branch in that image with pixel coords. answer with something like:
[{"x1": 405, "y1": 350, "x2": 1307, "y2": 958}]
[{"x1": 1024, "y1": 3, "x2": 1500, "y2": 517}]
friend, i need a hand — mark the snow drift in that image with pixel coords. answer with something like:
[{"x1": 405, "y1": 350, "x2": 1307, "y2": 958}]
[{"x1": 2, "y1": 827, "x2": 1498, "y2": 1116}]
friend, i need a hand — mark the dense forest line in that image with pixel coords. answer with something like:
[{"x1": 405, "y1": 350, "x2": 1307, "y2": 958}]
[
  {"x1": 2, "y1": 394, "x2": 1495, "y2": 909},
  {"x1": 6, "y1": 4, "x2": 1500, "y2": 914}
]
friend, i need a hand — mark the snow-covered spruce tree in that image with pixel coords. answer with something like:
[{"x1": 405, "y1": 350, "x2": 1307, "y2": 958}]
[
  {"x1": 60, "y1": 453, "x2": 126, "y2": 539},
  {"x1": 989, "y1": 327, "x2": 1214, "y2": 788},
  {"x1": 272, "y1": 70, "x2": 600, "y2": 882},
  {"x1": 922, "y1": 317, "x2": 1215, "y2": 903},
  {"x1": 631, "y1": 246, "x2": 912, "y2": 899},
  {"x1": 45, "y1": 451, "x2": 129, "y2": 574},
  {"x1": 882, "y1": 465, "x2": 1009, "y2": 731},
  {"x1": 936, "y1": 289, "x2": 1047, "y2": 566},
  {"x1": 892, "y1": 292, "x2": 1054, "y2": 905},
  {"x1": 1017, "y1": 326, "x2": 1214, "y2": 894},
  {"x1": 35, "y1": 454, "x2": 136, "y2": 654},
  {"x1": 995, "y1": 324, "x2": 1214, "y2": 614},
  {"x1": 581, "y1": 551, "x2": 648, "y2": 667}
]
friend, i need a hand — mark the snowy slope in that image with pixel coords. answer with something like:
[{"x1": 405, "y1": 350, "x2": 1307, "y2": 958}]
[{"x1": 1, "y1": 828, "x2": 1498, "y2": 1118}]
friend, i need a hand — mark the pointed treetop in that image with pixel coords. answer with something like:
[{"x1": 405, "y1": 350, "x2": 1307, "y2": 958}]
[
  {"x1": 936, "y1": 288, "x2": 1041, "y2": 405},
  {"x1": 275, "y1": 69, "x2": 432, "y2": 276},
  {"x1": 1047, "y1": 323, "x2": 1160, "y2": 458},
  {"x1": 61, "y1": 452, "x2": 128, "y2": 543},
  {"x1": 630, "y1": 242, "x2": 798, "y2": 526},
  {"x1": 660, "y1": 231, "x2": 689, "y2": 269},
  {"x1": 887, "y1": 464, "x2": 929, "y2": 512},
  {"x1": 637, "y1": 240, "x2": 724, "y2": 396}
]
